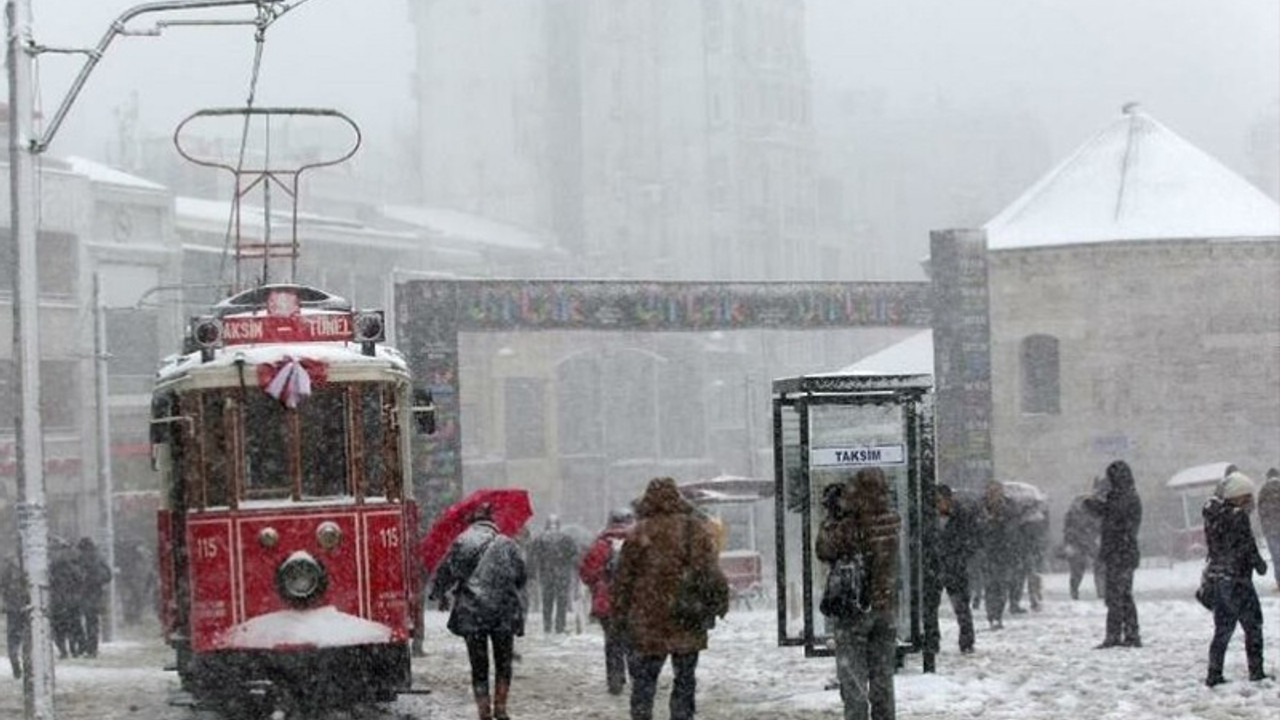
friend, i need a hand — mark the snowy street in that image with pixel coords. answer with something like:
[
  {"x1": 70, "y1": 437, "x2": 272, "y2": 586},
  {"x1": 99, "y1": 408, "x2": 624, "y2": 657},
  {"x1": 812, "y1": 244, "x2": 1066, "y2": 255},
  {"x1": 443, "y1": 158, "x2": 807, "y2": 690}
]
[{"x1": 3, "y1": 560, "x2": 1279, "y2": 719}]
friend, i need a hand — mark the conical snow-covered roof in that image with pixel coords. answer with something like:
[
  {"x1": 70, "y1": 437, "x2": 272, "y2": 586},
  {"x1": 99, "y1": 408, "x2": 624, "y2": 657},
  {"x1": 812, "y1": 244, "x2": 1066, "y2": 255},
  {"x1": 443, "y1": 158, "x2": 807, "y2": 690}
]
[{"x1": 985, "y1": 106, "x2": 1280, "y2": 250}]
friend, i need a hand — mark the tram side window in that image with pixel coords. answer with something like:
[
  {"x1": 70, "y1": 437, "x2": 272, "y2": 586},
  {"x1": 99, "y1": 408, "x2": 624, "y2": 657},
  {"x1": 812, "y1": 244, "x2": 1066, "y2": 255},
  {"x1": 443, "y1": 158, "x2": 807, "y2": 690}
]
[
  {"x1": 244, "y1": 392, "x2": 291, "y2": 499},
  {"x1": 300, "y1": 386, "x2": 349, "y2": 498},
  {"x1": 360, "y1": 384, "x2": 389, "y2": 498},
  {"x1": 201, "y1": 391, "x2": 232, "y2": 508}
]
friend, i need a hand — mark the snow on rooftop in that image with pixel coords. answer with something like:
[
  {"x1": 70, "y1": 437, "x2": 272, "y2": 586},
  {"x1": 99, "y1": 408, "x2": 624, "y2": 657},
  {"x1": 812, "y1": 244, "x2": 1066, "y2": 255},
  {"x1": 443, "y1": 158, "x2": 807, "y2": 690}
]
[
  {"x1": 985, "y1": 107, "x2": 1280, "y2": 250},
  {"x1": 382, "y1": 204, "x2": 548, "y2": 251},
  {"x1": 826, "y1": 330, "x2": 934, "y2": 377},
  {"x1": 65, "y1": 156, "x2": 166, "y2": 191}
]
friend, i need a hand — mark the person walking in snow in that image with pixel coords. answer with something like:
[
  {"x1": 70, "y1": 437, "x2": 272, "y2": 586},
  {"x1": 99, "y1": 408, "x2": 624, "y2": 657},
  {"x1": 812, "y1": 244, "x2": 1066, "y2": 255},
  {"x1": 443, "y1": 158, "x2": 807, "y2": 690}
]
[
  {"x1": 1062, "y1": 493, "x2": 1102, "y2": 600},
  {"x1": 1084, "y1": 460, "x2": 1143, "y2": 648},
  {"x1": 928, "y1": 484, "x2": 981, "y2": 654},
  {"x1": 75, "y1": 537, "x2": 112, "y2": 658},
  {"x1": 430, "y1": 504, "x2": 528, "y2": 720},
  {"x1": 1257, "y1": 468, "x2": 1280, "y2": 592},
  {"x1": 578, "y1": 507, "x2": 635, "y2": 695},
  {"x1": 980, "y1": 481, "x2": 1017, "y2": 629},
  {"x1": 1202, "y1": 471, "x2": 1268, "y2": 686},
  {"x1": 817, "y1": 468, "x2": 902, "y2": 720},
  {"x1": 528, "y1": 515, "x2": 579, "y2": 635},
  {"x1": 2, "y1": 553, "x2": 28, "y2": 679},
  {"x1": 611, "y1": 477, "x2": 727, "y2": 720}
]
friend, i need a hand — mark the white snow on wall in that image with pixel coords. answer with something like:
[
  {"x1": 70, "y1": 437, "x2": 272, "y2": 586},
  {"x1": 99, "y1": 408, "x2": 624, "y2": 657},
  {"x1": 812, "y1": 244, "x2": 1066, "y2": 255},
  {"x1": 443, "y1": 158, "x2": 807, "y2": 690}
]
[
  {"x1": 216, "y1": 605, "x2": 393, "y2": 650},
  {"x1": 985, "y1": 108, "x2": 1280, "y2": 250},
  {"x1": 65, "y1": 156, "x2": 166, "y2": 191}
]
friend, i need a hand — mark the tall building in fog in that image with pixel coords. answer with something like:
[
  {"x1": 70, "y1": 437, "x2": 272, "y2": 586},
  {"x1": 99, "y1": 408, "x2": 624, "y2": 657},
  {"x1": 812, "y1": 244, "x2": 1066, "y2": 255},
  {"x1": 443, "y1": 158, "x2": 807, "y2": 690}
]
[{"x1": 409, "y1": 0, "x2": 819, "y2": 280}]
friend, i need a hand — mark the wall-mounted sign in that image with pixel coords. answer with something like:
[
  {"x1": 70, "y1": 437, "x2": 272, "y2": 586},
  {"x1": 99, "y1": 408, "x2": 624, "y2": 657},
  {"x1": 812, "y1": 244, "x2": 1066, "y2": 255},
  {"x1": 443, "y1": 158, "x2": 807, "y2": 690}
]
[{"x1": 810, "y1": 444, "x2": 906, "y2": 468}]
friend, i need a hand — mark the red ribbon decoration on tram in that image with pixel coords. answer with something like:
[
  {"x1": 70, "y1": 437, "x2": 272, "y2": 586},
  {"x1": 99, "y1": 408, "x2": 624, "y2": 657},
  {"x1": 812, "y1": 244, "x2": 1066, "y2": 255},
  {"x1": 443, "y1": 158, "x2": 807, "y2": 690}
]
[{"x1": 256, "y1": 356, "x2": 329, "y2": 409}]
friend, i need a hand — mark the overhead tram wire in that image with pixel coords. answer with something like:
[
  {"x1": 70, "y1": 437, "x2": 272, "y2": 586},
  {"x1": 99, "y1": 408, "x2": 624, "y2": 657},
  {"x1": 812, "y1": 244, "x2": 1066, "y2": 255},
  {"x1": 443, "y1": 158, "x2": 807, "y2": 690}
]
[{"x1": 218, "y1": 3, "x2": 270, "y2": 291}]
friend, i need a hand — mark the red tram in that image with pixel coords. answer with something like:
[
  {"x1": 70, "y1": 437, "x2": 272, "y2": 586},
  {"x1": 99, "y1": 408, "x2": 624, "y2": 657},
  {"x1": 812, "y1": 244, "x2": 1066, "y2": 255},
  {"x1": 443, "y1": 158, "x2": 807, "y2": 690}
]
[{"x1": 150, "y1": 283, "x2": 433, "y2": 709}]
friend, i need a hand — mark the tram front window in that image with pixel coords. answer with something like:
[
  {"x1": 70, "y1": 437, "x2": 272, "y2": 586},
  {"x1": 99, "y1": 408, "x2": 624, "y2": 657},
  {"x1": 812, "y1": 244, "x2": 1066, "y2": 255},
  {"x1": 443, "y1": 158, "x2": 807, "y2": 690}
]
[
  {"x1": 244, "y1": 391, "x2": 291, "y2": 499},
  {"x1": 299, "y1": 386, "x2": 349, "y2": 498}
]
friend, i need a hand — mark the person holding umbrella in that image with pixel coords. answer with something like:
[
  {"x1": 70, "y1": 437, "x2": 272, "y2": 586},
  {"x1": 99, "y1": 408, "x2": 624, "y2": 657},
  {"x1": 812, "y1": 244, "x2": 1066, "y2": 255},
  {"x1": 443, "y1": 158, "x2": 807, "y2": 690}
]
[{"x1": 429, "y1": 502, "x2": 528, "y2": 720}]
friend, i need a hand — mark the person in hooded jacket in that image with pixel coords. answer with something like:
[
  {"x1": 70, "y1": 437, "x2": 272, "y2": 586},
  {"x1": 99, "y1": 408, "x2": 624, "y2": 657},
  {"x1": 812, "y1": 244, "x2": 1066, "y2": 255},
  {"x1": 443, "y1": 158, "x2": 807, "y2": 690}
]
[
  {"x1": 1202, "y1": 471, "x2": 1268, "y2": 686},
  {"x1": 578, "y1": 507, "x2": 636, "y2": 695},
  {"x1": 430, "y1": 504, "x2": 528, "y2": 720},
  {"x1": 1062, "y1": 493, "x2": 1102, "y2": 601},
  {"x1": 927, "y1": 484, "x2": 981, "y2": 654},
  {"x1": 612, "y1": 477, "x2": 727, "y2": 720},
  {"x1": 980, "y1": 481, "x2": 1017, "y2": 629},
  {"x1": 816, "y1": 468, "x2": 903, "y2": 720},
  {"x1": 49, "y1": 541, "x2": 86, "y2": 659},
  {"x1": 1257, "y1": 468, "x2": 1280, "y2": 592},
  {"x1": 1083, "y1": 460, "x2": 1143, "y2": 648},
  {"x1": 75, "y1": 537, "x2": 112, "y2": 658}
]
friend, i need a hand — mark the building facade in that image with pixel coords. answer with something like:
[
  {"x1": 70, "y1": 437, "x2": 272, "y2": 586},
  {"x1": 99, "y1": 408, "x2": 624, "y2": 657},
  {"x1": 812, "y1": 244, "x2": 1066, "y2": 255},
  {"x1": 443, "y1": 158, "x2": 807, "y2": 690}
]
[{"x1": 410, "y1": 0, "x2": 819, "y2": 280}]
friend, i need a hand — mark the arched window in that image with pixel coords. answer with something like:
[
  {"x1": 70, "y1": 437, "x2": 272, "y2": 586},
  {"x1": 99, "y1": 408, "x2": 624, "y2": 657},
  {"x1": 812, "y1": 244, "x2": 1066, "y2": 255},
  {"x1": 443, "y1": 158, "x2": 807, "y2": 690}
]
[{"x1": 1020, "y1": 334, "x2": 1060, "y2": 415}]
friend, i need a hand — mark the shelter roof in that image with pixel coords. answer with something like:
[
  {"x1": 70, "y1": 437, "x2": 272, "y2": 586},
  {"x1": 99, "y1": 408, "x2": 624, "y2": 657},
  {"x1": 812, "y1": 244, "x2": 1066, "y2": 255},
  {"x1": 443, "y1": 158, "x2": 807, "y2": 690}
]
[
  {"x1": 829, "y1": 330, "x2": 934, "y2": 377},
  {"x1": 985, "y1": 106, "x2": 1280, "y2": 250}
]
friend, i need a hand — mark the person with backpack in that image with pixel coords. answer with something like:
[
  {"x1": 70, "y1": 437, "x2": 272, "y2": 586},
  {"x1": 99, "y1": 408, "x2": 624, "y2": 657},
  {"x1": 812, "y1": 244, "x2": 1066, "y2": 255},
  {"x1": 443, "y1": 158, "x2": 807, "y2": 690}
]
[
  {"x1": 578, "y1": 507, "x2": 636, "y2": 695},
  {"x1": 1202, "y1": 471, "x2": 1268, "y2": 686},
  {"x1": 816, "y1": 468, "x2": 903, "y2": 720},
  {"x1": 430, "y1": 504, "x2": 528, "y2": 720},
  {"x1": 612, "y1": 477, "x2": 728, "y2": 720}
]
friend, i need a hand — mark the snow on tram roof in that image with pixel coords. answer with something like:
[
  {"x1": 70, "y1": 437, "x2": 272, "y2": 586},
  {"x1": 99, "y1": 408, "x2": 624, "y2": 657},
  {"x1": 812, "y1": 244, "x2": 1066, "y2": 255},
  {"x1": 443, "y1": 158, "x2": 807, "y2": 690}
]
[{"x1": 157, "y1": 341, "x2": 407, "y2": 383}]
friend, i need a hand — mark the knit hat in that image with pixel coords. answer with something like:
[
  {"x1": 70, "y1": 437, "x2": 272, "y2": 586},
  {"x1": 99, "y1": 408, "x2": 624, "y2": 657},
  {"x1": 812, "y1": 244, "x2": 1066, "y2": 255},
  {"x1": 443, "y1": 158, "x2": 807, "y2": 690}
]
[{"x1": 1221, "y1": 471, "x2": 1255, "y2": 500}]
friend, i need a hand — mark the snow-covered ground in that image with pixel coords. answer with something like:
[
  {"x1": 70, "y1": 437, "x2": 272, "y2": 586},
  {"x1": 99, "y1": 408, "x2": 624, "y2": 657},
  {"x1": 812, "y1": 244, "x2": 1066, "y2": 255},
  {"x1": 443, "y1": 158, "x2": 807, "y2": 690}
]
[{"x1": 3, "y1": 560, "x2": 1278, "y2": 718}]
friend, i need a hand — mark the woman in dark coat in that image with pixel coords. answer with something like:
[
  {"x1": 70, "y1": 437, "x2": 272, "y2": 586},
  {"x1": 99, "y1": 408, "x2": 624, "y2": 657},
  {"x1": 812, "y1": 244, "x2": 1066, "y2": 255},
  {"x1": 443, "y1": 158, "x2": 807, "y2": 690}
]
[
  {"x1": 430, "y1": 504, "x2": 527, "y2": 720},
  {"x1": 1202, "y1": 471, "x2": 1268, "y2": 686},
  {"x1": 611, "y1": 477, "x2": 727, "y2": 720},
  {"x1": 816, "y1": 468, "x2": 902, "y2": 720},
  {"x1": 1257, "y1": 468, "x2": 1280, "y2": 592},
  {"x1": 1083, "y1": 460, "x2": 1143, "y2": 648}
]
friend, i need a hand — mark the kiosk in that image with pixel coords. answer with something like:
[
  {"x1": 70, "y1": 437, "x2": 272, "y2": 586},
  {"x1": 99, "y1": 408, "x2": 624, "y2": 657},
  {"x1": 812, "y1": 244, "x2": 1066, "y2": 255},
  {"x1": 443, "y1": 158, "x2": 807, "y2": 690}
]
[{"x1": 772, "y1": 365, "x2": 936, "y2": 670}]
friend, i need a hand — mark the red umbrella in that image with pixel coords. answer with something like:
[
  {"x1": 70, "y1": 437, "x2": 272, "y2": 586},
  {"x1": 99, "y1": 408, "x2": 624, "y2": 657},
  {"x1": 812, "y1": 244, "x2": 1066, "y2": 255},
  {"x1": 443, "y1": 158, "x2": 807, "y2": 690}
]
[{"x1": 418, "y1": 487, "x2": 534, "y2": 574}]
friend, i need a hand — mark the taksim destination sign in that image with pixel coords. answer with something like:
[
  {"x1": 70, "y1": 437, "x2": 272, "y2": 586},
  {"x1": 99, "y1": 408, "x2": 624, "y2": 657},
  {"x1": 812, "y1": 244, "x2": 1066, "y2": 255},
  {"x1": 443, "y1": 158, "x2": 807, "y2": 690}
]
[{"x1": 810, "y1": 444, "x2": 907, "y2": 468}]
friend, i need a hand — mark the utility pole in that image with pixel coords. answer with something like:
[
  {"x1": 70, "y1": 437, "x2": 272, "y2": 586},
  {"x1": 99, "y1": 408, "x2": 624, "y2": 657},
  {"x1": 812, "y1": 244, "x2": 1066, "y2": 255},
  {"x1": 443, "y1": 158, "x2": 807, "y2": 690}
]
[
  {"x1": 93, "y1": 274, "x2": 117, "y2": 643},
  {"x1": 7, "y1": 1, "x2": 55, "y2": 715},
  {"x1": 6, "y1": 3, "x2": 286, "y2": 717}
]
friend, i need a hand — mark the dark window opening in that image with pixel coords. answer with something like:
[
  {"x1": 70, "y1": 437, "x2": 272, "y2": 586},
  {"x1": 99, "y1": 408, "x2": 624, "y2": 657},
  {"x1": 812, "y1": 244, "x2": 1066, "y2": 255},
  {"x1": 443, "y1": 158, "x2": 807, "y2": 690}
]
[
  {"x1": 505, "y1": 378, "x2": 546, "y2": 460},
  {"x1": 1021, "y1": 334, "x2": 1061, "y2": 415},
  {"x1": 299, "y1": 387, "x2": 349, "y2": 498}
]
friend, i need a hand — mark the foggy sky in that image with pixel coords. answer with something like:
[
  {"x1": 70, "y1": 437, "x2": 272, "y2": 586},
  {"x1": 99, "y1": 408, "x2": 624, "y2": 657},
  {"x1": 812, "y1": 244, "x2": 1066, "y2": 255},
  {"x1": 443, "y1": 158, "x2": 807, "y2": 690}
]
[{"x1": 20, "y1": 0, "x2": 1280, "y2": 212}]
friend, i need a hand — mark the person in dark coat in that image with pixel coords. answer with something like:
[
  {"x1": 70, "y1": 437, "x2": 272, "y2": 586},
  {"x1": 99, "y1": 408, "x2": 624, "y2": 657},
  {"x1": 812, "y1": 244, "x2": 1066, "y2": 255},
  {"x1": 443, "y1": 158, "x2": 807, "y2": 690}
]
[
  {"x1": 49, "y1": 541, "x2": 86, "y2": 659},
  {"x1": 1257, "y1": 468, "x2": 1280, "y2": 592},
  {"x1": 1004, "y1": 486, "x2": 1049, "y2": 613},
  {"x1": 75, "y1": 537, "x2": 112, "y2": 658},
  {"x1": 1202, "y1": 471, "x2": 1268, "y2": 686},
  {"x1": 578, "y1": 507, "x2": 635, "y2": 695},
  {"x1": 430, "y1": 504, "x2": 528, "y2": 720},
  {"x1": 928, "y1": 484, "x2": 981, "y2": 654},
  {"x1": 1062, "y1": 494, "x2": 1102, "y2": 600},
  {"x1": 816, "y1": 468, "x2": 902, "y2": 720},
  {"x1": 612, "y1": 477, "x2": 727, "y2": 720},
  {"x1": 2, "y1": 553, "x2": 28, "y2": 679},
  {"x1": 1083, "y1": 460, "x2": 1143, "y2": 648},
  {"x1": 980, "y1": 481, "x2": 1017, "y2": 629},
  {"x1": 527, "y1": 515, "x2": 579, "y2": 635}
]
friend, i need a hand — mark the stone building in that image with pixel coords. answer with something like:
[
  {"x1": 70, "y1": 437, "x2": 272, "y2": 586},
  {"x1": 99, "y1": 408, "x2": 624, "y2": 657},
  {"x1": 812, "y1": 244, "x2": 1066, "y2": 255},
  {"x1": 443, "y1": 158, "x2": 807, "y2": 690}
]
[{"x1": 983, "y1": 107, "x2": 1280, "y2": 543}]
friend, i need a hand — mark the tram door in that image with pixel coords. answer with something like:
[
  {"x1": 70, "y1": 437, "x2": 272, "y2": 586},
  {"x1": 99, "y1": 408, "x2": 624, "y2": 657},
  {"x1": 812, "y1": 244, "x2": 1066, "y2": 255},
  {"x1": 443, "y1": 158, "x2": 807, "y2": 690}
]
[{"x1": 772, "y1": 375, "x2": 934, "y2": 661}]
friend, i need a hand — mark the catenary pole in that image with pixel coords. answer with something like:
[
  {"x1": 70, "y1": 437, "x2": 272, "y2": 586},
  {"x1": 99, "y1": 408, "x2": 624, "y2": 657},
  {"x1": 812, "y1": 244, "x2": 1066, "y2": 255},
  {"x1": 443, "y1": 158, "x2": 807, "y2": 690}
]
[
  {"x1": 6, "y1": 3, "x2": 285, "y2": 717},
  {"x1": 93, "y1": 273, "x2": 117, "y2": 644},
  {"x1": 8, "y1": 1, "x2": 56, "y2": 716}
]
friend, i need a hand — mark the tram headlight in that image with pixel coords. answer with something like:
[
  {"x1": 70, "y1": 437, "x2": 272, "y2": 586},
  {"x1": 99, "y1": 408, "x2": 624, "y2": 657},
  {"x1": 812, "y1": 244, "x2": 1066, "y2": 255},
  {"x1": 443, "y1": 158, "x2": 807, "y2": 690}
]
[
  {"x1": 275, "y1": 551, "x2": 327, "y2": 606},
  {"x1": 316, "y1": 521, "x2": 343, "y2": 550},
  {"x1": 258, "y1": 527, "x2": 279, "y2": 548}
]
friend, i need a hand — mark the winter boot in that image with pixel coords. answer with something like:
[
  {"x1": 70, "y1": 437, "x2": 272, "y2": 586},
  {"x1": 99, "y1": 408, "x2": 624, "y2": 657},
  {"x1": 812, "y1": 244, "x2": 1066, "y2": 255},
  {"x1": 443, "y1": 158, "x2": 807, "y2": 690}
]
[
  {"x1": 493, "y1": 681, "x2": 510, "y2": 720},
  {"x1": 1248, "y1": 655, "x2": 1268, "y2": 682},
  {"x1": 474, "y1": 692, "x2": 492, "y2": 720}
]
